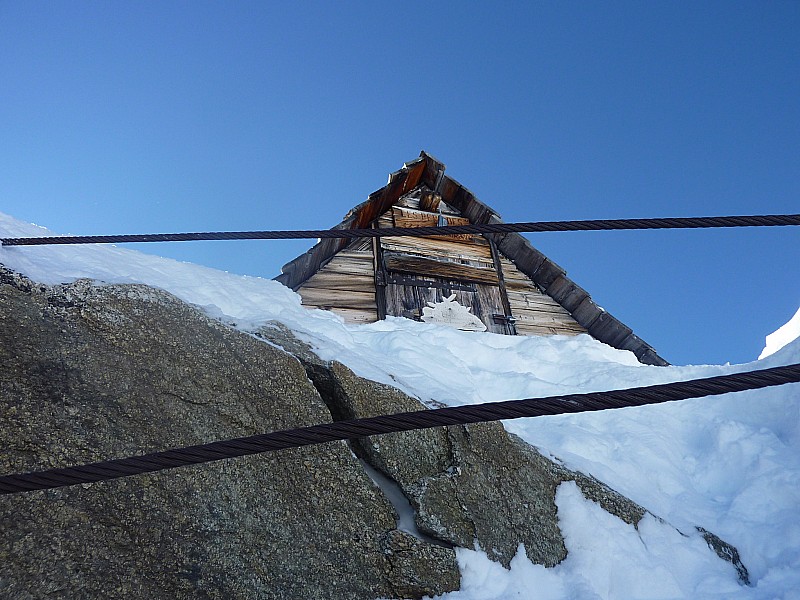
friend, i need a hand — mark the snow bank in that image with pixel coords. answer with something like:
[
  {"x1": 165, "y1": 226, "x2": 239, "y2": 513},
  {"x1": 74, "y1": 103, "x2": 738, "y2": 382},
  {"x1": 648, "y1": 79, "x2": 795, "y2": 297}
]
[
  {"x1": 432, "y1": 481, "x2": 743, "y2": 600},
  {"x1": 2, "y1": 212, "x2": 798, "y2": 599},
  {"x1": 760, "y1": 307, "x2": 800, "y2": 359}
]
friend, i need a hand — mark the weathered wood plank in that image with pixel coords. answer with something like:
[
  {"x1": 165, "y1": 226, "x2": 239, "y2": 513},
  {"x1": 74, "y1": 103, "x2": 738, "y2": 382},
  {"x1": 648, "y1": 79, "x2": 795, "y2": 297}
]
[
  {"x1": 385, "y1": 278, "x2": 505, "y2": 333},
  {"x1": 379, "y1": 204, "x2": 488, "y2": 245},
  {"x1": 379, "y1": 224, "x2": 486, "y2": 249},
  {"x1": 337, "y1": 250, "x2": 374, "y2": 259},
  {"x1": 397, "y1": 191, "x2": 460, "y2": 215},
  {"x1": 504, "y1": 280, "x2": 543, "y2": 291},
  {"x1": 385, "y1": 281, "x2": 422, "y2": 318},
  {"x1": 419, "y1": 190, "x2": 441, "y2": 212},
  {"x1": 546, "y1": 275, "x2": 590, "y2": 313},
  {"x1": 386, "y1": 275, "x2": 477, "y2": 292},
  {"x1": 350, "y1": 160, "x2": 426, "y2": 229},
  {"x1": 508, "y1": 305, "x2": 575, "y2": 319},
  {"x1": 395, "y1": 195, "x2": 420, "y2": 210},
  {"x1": 300, "y1": 274, "x2": 375, "y2": 292},
  {"x1": 391, "y1": 207, "x2": 472, "y2": 241},
  {"x1": 506, "y1": 289, "x2": 565, "y2": 304},
  {"x1": 310, "y1": 258, "x2": 374, "y2": 278},
  {"x1": 501, "y1": 270, "x2": 540, "y2": 282},
  {"x1": 372, "y1": 221, "x2": 387, "y2": 320},
  {"x1": 499, "y1": 257, "x2": 586, "y2": 333},
  {"x1": 442, "y1": 183, "x2": 497, "y2": 225},
  {"x1": 498, "y1": 237, "x2": 547, "y2": 280},
  {"x1": 510, "y1": 307, "x2": 586, "y2": 326},
  {"x1": 317, "y1": 263, "x2": 374, "y2": 276},
  {"x1": 506, "y1": 286, "x2": 563, "y2": 302},
  {"x1": 571, "y1": 297, "x2": 603, "y2": 329},
  {"x1": 488, "y1": 237, "x2": 516, "y2": 335},
  {"x1": 380, "y1": 237, "x2": 493, "y2": 263},
  {"x1": 419, "y1": 151, "x2": 446, "y2": 189},
  {"x1": 392, "y1": 206, "x2": 471, "y2": 227},
  {"x1": 504, "y1": 259, "x2": 588, "y2": 337},
  {"x1": 511, "y1": 307, "x2": 586, "y2": 325},
  {"x1": 587, "y1": 311, "x2": 633, "y2": 347},
  {"x1": 385, "y1": 253, "x2": 499, "y2": 284},
  {"x1": 499, "y1": 258, "x2": 538, "y2": 281},
  {"x1": 475, "y1": 283, "x2": 507, "y2": 334},
  {"x1": 299, "y1": 288, "x2": 378, "y2": 310},
  {"x1": 346, "y1": 238, "x2": 372, "y2": 252},
  {"x1": 515, "y1": 323, "x2": 585, "y2": 336},
  {"x1": 514, "y1": 319, "x2": 584, "y2": 331},
  {"x1": 532, "y1": 259, "x2": 567, "y2": 288},
  {"x1": 327, "y1": 307, "x2": 378, "y2": 324}
]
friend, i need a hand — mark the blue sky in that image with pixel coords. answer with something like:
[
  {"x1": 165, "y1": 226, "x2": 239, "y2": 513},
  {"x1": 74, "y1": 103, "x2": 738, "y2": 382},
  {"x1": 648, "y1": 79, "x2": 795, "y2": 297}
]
[{"x1": 1, "y1": 1, "x2": 798, "y2": 366}]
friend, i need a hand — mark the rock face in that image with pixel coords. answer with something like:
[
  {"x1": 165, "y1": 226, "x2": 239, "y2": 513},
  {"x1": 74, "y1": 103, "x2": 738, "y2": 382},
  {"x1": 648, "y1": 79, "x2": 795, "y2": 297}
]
[
  {"x1": 259, "y1": 324, "x2": 748, "y2": 581},
  {"x1": 0, "y1": 267, "x2": 748, "y2": 599},
  {"x1": 0, "y1": 270, "x2": 456, "y2": 599}
]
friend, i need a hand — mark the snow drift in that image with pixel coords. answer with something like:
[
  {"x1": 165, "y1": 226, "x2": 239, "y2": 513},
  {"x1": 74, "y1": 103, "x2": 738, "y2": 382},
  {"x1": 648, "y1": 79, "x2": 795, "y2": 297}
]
[{"x1": 1, "y1": 212, "x2": 798, "y2": 599}]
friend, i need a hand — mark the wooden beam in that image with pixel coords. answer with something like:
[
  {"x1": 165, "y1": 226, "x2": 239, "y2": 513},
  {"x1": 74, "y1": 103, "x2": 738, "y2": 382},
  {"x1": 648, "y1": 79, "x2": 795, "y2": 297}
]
[
  {"x1": 380, "y1": 236, "x2": 493, "y2": 262},
  {"x1": 419, "y1": 190, "x2": 441, "y2": 212},
  {"x1": 300, "y1": 288, "x2": 378, "y2": 310},
  {"x1": 391, "y1": 206, "x2": 472, "y2": 241},
  {"x1": 372, "y1": 222, "x2": 387, "y2": 320},
  {"x1": 488, "y1": 236, "x2": 517, "y2": 335},
  {"x1": 384, "y1": 252, "x2": 499, "y2": 284},
  {"x1": 392, "y1": 206, "x2": 470, "y2": 228},
  {"x1": 386, "y1": 275, "x2": 477, "y2": 292}
]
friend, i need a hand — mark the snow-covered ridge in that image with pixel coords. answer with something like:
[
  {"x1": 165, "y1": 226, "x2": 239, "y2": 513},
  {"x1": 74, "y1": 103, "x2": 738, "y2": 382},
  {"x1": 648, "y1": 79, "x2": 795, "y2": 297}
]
[
  {"x1": 760, "y1": 307, "x2": 800, "y2": 359},
  {"x1": 2, "y1": 211, "x2": 798, "y2": 599}
]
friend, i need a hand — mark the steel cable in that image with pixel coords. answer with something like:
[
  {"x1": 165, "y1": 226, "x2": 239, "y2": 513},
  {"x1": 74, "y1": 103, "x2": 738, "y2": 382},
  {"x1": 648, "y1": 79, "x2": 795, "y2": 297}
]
[
  {"x1": 1, "y1": 214, "x2": 799, "y2": 246},
  {"x1": 1, "y1": 363, "x2": 798, "y2": 494}
]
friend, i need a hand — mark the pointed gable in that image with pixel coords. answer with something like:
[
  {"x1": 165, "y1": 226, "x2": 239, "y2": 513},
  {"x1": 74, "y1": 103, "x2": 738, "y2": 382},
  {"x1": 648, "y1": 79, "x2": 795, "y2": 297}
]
[{"x1": 276, "y1": 152, "x2": 668, "y2": 366}]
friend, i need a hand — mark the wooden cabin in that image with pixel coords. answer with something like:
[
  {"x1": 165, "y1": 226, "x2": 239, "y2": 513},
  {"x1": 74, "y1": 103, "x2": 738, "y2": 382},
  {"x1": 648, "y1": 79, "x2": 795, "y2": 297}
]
[{"x1": 276, "y1": 152, "x2": 668, "y2": 366}]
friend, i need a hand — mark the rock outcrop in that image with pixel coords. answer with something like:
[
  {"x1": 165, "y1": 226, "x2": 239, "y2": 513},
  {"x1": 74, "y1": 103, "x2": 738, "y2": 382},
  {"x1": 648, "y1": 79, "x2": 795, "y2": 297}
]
[
  {"x1": 259, "y1": 324, "x2": 748, "y2": 581},
  {"x1": 0, "y1": 267, "x2": 747, "y2": 599},
  {"x1": 0, "y1": 270, "x2": 456, "y2": 599}
]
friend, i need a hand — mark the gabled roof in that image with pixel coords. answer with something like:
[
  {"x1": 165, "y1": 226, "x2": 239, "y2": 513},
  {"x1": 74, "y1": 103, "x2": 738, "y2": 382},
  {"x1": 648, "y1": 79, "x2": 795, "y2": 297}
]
[{"x1": 276, "y1": 151, "x2": 668, "y2": 366}]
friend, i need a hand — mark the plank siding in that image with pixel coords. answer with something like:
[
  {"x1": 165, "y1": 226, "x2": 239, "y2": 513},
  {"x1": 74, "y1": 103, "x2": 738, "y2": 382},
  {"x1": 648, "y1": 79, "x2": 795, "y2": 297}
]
[
  {"x1": 380, "y1": 237, "x2": 493, "y2": 264},
  {"x1": 384, "y1": 281, "x2": 507, "y2": 334},
  {"x1": 299, "y1": 288, "x2": 377, "y2": 310},
  {"x1": 384, "y1": 252, "x2": 499, "y2": 284},
  {"x1": 300, "y1": 276, "x2": 375, "y2": 292},
  {"x1": 395, "y1": 193, "x2": 461, "y2": 215},
  {"x1": 277, "y1": 153, "x2": 666, "y2": 365},
  {"x1": 391, "y1": 206, "x2": 472, "y2": 241},
  {"x1": 374, "y1": 195, "x2": 586, "y2": 336},
  {"x1": 378, "y1": 198, "x2": 508, "y2": 332},
  {"x1": 392, "y1": 206, "x2": 470, "y2": 228},
  {"x1": 297, "y1": 189, "x2": 585, "y2": 335},
  {"x1": 297, "y1": 250, "x2": 378, "y2": 323},
  {"x1": 499, "y1": 257, "x2": 586, "y2": 336}
]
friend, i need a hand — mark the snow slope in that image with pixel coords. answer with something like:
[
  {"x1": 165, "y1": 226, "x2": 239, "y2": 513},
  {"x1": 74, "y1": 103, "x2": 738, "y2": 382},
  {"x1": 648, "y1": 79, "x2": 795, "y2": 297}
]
[
  {"x1": 2, "y1": 212, "x2": 798, "y2": 599},
  {"x1": 761, "y1": 307, "x2": 800, "y2": 359}
]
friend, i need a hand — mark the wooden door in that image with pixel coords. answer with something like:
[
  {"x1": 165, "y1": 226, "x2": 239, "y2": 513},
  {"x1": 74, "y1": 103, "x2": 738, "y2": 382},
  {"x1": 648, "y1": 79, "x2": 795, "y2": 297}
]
[{"x1": 384, "y1": 275, "x2": 512, "y2": 334}]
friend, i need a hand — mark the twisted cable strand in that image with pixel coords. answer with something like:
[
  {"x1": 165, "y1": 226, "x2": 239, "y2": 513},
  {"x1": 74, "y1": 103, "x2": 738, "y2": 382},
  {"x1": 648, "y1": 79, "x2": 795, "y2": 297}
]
[
  {"x1": 1, "y1": 363, "x2": 798, "y2": 495},
  {"x1": 2, "y1": 214, "x2": 799, "y2": 246}
]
